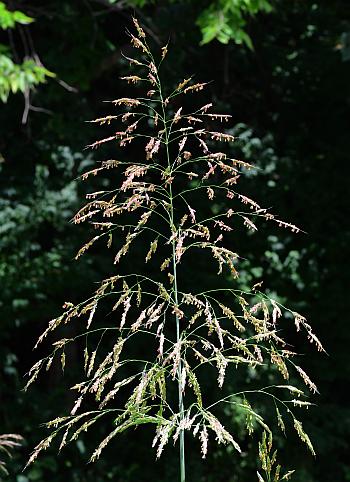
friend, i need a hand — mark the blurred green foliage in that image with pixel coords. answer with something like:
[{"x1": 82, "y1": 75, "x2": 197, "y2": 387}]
[
  {"x1": 0, "y1": 2, "x2": 54, "y2": 103},
  {"x1": 0, "y1": 1, "x2": 349, "y2": 481},
  {"x1": 0, "y1": 55, "x2": 55, "y2": 103},
  {"x1": 0, "y1": 2, "x2": 33, "y2": 29},
  {"x1": 197, "y1": 0, "x2": 272, "y2": 47}
]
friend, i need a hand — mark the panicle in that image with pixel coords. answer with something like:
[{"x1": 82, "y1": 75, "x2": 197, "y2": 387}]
[{"x1": 28, "y1": 23, "x2": 321, "y2": 471}]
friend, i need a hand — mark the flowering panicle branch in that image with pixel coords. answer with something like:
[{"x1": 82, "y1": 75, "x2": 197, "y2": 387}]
[{"x1": 0, "y1": 434, "x2": 23, "y2": 476}]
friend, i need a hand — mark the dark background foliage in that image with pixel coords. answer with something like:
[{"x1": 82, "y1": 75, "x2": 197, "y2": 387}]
[{"x1": 0, "y1": 1, "x2": 349, "y2": 481}]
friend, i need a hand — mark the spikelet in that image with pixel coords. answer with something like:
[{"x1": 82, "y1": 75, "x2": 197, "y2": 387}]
[
  {"x1": 99, "y1": 375, "x2": 137, "y2": 409},
  {"x1": 186, "y1": 116, "x2": 202, "y2": 124},
  {"x1": 203, "y1": 113, "x2": 231, "y2": 122},
  {"x1": 148, "y1": 72, "x2": 157, "y2": 85},
  {"x1": 243, "y1": 216, "x2": 258, "y2": 231},
  {"x1": 112, "y1": 98, "x2": 140, "y2": 107},
  {"x1": 102, "y1": 159, "x2": 120, "y2": 169},
  {"x1": 176, "y1": 77, "x2": 192, "y2": 91},
  {"x1": 295, "y1": 365, "x2": 318, "y2": 393},
  {"x1": 86, "y1": 136, "x2": 116, "y2": 150},
  {"x1": 90, "y1": 426, "x2": 121, "y2": 462},
  {"x1": 161, "y1": 43, "x2": 168, "y2": 59},
  {"x1": 205, "y1": 412, "x2": 241, "y2": 452},
  {"x1": 87, "y1": 351, "x2": 96, "y2": 378},
  {"x1": 25, "y1": 434, "x2": 55, "y2": 468},
  {"x1": 130, "y1": 34, "x2": 148, "y2": 53},
  {"x1": 178, "y1": 136, "x2": 187, "y2": 153},
  {"x1": 185, "y1": 363, "x2": 203, "y2": 408},
  {"x1": 155, "y1": 421, "x2": 174, "y2": 458},
  {"x1": 219, "y1": 303, "x2": 245, "y2": 332},
  {"x1": 88, "y1": 115, "x2": 118, "y2": 125},
  {"x1": 293, "y1": 312, "x2": 324, "y2": 352},
  {"x1": 184, "y1": 82, "x2": 207, "y2": 93},
  {"x1": 145, "y1": 137, "x2": 161, "y2": 159},
  {"x1": 293, "y1": 419, "x2": 315, "y2": 455},
  {"x1": 207, "y1": 187, "x2": 214, "y2": 199},
  {"x1": 146, "y1": 238, "x2": 158, "y2": 262},
  {"x1": 189, "y1": 310, "x2": 203, "y2": 326},
  {"x1": 271, "y1": 299, "x2": 282, "y2": 325},
  {"x1": 121, "y1": 75, "x2": 142, "y2": 84},
  {"x1": 215, "y1": 350, "x2": 228, "y2": 387},
  {"x1": 24, "y1": 359, "x2": 45, "y2": 390},
  {"x1": 75, "y1": 236, "x2": 100, "y2": 259},
  {"x1": 131, "y1": 309, "x2": 147, "y2": 332},
  {"x1": 199, "y1": 103, "x2": 213, "y2": 112},
  {"x1": 132, "y1": 17, "x2": 146, "y2": 39},
  {"x1": 200, "y1": 426, "x2": 208, "y2": 458},
  {"x1": 160, "y1": 257, "x2": 171, "y2": 271},
  {"x1": 120, "y1": 296, "x2": 131, "y2": 329},
  {"x1": 199, "y1": 138, "x2": 209, "y2": 153},
  {"x1": 173, "y1": 107, "x2": 182, "y2": 123},
  {"x1": 114, "y1": 232, "x2": 139, "y2": 263},
  {"x1": 122, "y1": 55, "x2": 144, "y2": 67},
  {"x1": 270, "y1": 349, "x2": 289, "y2": 380},
  {"x1": 237, "y1": 194, "x2": 261, "y2": 210}
]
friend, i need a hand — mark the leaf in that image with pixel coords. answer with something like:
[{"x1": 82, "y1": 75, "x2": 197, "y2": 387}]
[
  {"x1": 0, "y1": 2, "x2": 33, "y2": 30},
  {"x1": 12, "y1": 10, "x2": 34, "y2": 26},
  {"x1": 0, "y1": 54, "x2": 55, "y2": 103}
]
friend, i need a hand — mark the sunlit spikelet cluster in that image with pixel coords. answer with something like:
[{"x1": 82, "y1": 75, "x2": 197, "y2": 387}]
[
  {"x1": 26, "y1": 17, "x2": 322, "y2": 472},
  {"x1": 257, "y1": 431, "x2": 296, "y2": 481}
]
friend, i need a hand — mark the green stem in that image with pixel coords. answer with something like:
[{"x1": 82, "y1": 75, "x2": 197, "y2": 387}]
[
  {"x1": 167, "y1": 130, "x2": 186, "y2": 482},
  {"x1": 172, "y1": 236, "x2": 186, "y2": 482},
  {"x1": 156, "y1": 69, "x2": 186, "y2": 482}
]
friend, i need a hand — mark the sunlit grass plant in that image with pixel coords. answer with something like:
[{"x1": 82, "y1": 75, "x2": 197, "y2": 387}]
[{"x1": 25, "y1": 18, "x2": 323, "y2": 482}]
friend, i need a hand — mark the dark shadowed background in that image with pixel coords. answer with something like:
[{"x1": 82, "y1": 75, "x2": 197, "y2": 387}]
[{"x1": 0, "y1": 1, "x2": 349, "y2": 481}]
